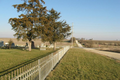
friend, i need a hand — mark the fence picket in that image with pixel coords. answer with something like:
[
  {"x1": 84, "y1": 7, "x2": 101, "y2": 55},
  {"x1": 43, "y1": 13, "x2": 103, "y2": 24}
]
[
  {"x1": 11, "y1": 71, "x2": 13, "y2": 79},
  {"x1": 0, "y1": 76, "x2": 1, "y2": 80},
  {"x1": 1, "y1": 76, "x2": 4, "y2": 80},
  {"x1": 5, "y1": 75, "x2": 7, "y2": 80},
  {"x1": 8, "y1": 73, "x2": 10, "y2": 80},
  {"x1": 17, "y1": 69, "x2": 19, "y2": 76}
]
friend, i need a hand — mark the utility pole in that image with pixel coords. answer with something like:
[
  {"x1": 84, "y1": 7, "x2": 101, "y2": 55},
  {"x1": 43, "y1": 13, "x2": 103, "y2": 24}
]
[{"x1": 72, "y1": 23, "x2": 73, "y2": 47}]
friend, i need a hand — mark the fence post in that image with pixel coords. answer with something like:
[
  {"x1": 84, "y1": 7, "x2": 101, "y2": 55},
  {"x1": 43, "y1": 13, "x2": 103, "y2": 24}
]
[
  {"x1": 52, "y1": 53, "x2": 54, "y2": 69},
  {"x1": 58, "y1": 51, "x2": 59, "y2": 60},
  {"x1": 38, "y1": 59, "x2": 41, "y2": 80}
]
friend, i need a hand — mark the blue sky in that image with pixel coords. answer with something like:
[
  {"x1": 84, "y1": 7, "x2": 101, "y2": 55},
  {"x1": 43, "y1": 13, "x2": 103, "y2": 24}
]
[{"x1": 0, "y1": 0, "x2": 120, "y2": 40}]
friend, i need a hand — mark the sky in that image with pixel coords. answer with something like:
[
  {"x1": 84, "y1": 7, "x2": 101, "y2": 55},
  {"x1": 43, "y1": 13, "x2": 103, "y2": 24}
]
[{"x1": 0, "y1": 0, "x2": 120, "y2": 40}]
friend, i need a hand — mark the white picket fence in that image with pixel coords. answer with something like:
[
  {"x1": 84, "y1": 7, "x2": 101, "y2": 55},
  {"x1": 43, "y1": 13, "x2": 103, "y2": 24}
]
[{"x1": 0, "y1": 46, "x2": 70, "y2": 80}]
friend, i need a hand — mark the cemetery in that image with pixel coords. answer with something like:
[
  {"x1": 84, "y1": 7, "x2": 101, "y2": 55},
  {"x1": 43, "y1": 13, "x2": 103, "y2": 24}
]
[{"x1": 1, "y1": 0, "x2": 120, "y2": 79}]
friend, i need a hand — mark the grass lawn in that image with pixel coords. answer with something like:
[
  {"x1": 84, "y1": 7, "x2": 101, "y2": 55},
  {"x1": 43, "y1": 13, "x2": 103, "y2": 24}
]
[
  {"x1": 46, "y1": 48, "x2": 120, "y2": 80},
  {"x1": 0, "y1": 48, "x2": 56, "y2": 74}
]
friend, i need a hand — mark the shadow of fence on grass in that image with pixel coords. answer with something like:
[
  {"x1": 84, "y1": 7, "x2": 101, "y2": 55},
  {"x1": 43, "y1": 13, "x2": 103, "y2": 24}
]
[{"x1": 0, "y1": 49, "x2": 57, "y2": 76}]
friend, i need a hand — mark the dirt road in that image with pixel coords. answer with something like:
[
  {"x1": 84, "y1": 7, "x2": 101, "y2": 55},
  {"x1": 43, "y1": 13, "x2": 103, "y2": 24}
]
[
  {"x1": 75, "y1": 40, "x2": 120, "y2": 60},
  {"x1": 84, "y1": 48, "x2": 120, "y2": 60}
]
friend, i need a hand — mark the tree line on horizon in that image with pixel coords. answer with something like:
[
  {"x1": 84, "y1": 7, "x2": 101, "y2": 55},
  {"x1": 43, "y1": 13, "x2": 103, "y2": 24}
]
[{"x1": 9, "y1": 0, "x2": 71, "y2": 51}]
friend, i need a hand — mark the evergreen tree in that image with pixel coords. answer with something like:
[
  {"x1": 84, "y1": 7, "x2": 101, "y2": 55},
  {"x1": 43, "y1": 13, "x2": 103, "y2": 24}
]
[
  {"x1": 41, "y1": 9, "x2": 71, "y2": 50},
  {"x1": 70, "y1": 37, "x2": 76, "y2": 43},
  {"x1": 8, "y1": 39, "x2": 13, "y2": 49},
  {"x1": 9, "y1": 0, "x2": 47, "y2": 51}
]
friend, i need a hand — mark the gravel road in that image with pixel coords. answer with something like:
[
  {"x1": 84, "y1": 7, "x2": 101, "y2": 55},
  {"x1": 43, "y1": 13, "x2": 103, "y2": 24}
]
[
  {"x1": 75, "y1": 40, "x2": 120, "y2": 60},
  {"x1": 84, "y1": 48, "x2": 120, "y2": 60}
]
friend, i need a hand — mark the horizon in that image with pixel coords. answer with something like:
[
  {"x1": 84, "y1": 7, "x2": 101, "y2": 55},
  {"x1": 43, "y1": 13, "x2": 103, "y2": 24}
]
[
  {"x1": 0, "y1": 0, "x2": 120, "y2": 40},
  {"x1": 0, "y1": 37, "x2": 120, "y2": 41}
]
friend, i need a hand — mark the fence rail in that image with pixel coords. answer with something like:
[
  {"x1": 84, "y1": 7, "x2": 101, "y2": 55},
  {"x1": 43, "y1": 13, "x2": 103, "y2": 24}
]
[{"x1": 0, "y1": 46, "x2": 70, "y2": 80}]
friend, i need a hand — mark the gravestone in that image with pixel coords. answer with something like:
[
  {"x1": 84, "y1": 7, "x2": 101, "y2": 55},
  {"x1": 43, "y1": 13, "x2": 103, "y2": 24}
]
[
  {"x1": 56, "y1": 47, "x2": 59, "y2": 48},
  {"x1": 0, "y1": 41, "x2": 4, "y2": 47},
  {"x1": 26, "y1": 42, "x2": 28, "y2": 47},
  {"x1": 31, "y1": 41, "x2": 35, "y2": 48},
  {"x1": 11, "y1": 43, "x2": 15, "y2": 47},
  {"x1": 36, "y1": 45, "x2": 39, "y2": 48},
  {"x1": 5, "y1": 43, "x2": 9, "y2": 46},
  {"x1": 41, "y1": 43, "x2": 46, "y2": 47},
  {"x1": 24, "y1": 42, "x2": 29, "y2": 50},
  {"x1": 40, "y1": 43, "x2": 46, "y2": 50},
  {"x1": 48, "y1": 44, "x2": 54, "y2": 48},
  {"x1": 4, "y1": 43, "x2": 9, "y2": 49}
]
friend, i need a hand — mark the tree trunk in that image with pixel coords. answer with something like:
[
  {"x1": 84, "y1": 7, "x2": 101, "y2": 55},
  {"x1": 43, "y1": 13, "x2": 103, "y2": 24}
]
[
  {"x1": 54, "y1": 42, "x2": 56, "y2": 50},
  {"x1": 29, "y1": 41, "x2": 31, "y2": 51}
]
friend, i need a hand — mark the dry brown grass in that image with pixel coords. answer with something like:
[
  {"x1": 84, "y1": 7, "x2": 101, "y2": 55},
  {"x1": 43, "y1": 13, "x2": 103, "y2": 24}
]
[
  {"x1": 57, "y1": 42, "x2": 71, "y2": 47},
  {"x1": 79, "y1": 39, "x2": 120, "y2": 48},
  {"x1": 93, "y1": 44, "x2": 120, "y2": 48},
  {"x1": 98, "y1": 48, "x2": 120, "y2": 53}
]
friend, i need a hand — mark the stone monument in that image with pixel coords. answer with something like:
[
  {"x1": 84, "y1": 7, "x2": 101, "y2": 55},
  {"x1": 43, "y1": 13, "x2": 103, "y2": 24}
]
[
  {"x1": 11, "y1": 43, "x2": 15, "y2": 47},
  {"x1": 48, "y1": 44, "x2": 54, "y2": 48},
  {"x1": 31, "y1": 41, "x2": 35, "y2": 48},
  {"x1": 40, "y1": 43, "x2": 46, "y2": 50},
  {"x1": 0, "y1": 41, "x2": 4, "y2": 47}
]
